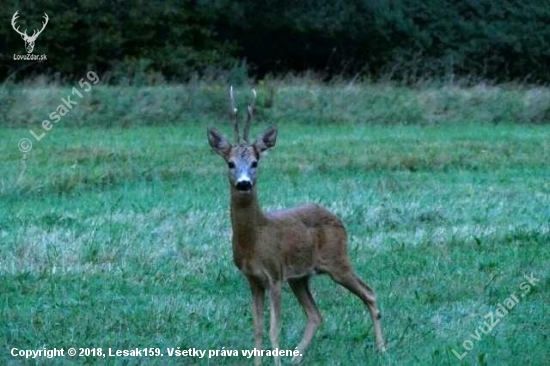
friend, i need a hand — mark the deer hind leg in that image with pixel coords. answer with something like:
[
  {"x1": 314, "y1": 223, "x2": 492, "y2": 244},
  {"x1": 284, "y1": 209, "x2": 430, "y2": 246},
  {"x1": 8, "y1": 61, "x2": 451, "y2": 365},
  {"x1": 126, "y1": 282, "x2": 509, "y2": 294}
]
[
  {"x1": 288, "y1": 277, "x2": 323, "y2": 364},
  {"x1": 329, "y1": 271, "x2": 386, "y2": 352}
]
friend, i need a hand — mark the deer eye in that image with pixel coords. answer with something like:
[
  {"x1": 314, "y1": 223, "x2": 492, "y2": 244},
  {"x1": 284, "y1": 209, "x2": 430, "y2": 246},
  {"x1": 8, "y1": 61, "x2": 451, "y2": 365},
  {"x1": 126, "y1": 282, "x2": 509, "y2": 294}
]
[
  {"x1": 227, "y1": 162, "x2": 235, "y2": 169},
  {"x1": 251, "y1": 161, "x2": 258, "y2": 168}
]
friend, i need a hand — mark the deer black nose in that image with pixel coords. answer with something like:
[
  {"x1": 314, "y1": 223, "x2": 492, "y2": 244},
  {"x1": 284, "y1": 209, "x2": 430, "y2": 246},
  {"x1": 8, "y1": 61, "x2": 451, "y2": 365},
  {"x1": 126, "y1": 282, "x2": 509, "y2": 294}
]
[{"x1": 236, "y1": 180, "x2": 252, "y2": 191}]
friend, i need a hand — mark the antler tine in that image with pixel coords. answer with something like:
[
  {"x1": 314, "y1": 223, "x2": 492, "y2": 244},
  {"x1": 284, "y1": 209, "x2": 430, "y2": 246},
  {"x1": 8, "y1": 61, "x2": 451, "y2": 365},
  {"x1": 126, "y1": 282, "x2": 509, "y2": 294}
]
[
  {"x1": 31, "y1": 13, "x2": 48, "y2": 39},
  {"x1": 11, "y1": 11, "x2": 27, "y2": 37},
  {"x1": 243, "y1": 89, "x2": 257, "y2": 143},
  {"x1": 230, "y1": 86, "x2": 240, "y2": 144},
  {"x1": 37, "y1": 13, "x2": 49, "y2": 36}
]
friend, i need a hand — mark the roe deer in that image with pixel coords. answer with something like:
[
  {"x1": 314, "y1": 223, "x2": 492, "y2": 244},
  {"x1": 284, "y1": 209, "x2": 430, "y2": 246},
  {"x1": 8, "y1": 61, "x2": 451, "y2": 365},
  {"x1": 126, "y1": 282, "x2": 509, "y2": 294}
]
[{"x1": 207, "y1": 87, "x2": 385, "y2": 365}]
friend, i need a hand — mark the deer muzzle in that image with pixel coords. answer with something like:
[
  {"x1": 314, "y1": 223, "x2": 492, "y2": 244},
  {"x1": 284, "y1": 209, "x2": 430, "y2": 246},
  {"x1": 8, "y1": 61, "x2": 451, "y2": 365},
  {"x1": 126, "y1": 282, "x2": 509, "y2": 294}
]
[{"x1": 235, "y1": 173, "x2": 253, "y2": 191}]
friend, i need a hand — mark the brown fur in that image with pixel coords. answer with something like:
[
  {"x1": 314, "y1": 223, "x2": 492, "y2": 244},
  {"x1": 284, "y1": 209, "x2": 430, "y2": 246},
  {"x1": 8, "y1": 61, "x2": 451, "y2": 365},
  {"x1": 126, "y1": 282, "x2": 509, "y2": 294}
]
[{"x1": 208, "y1": 125, "x2": 385, "y2": 365}]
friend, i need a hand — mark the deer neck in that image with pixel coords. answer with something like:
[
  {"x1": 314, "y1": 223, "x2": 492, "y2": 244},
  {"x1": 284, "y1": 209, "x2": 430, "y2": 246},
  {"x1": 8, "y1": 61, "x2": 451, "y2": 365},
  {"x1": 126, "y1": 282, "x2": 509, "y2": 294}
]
[{"x1": 230, "y1": 186, "x2": 267, "y2": 245}]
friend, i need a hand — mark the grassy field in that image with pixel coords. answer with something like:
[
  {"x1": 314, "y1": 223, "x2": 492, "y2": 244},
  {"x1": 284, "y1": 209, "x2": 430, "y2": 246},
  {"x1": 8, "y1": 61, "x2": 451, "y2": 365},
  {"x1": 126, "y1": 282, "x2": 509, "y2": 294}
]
[{"x1": 1, "y1": 81, "x2": 549, "y2": 365}]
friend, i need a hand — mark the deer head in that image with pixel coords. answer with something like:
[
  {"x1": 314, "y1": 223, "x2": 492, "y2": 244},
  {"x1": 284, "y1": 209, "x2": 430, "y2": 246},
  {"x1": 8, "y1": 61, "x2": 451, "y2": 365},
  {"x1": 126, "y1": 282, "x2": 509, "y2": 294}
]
[
  {"x1": 207, "y1": 87, "x2": 277, "y2": 194},
  {"x1": 12, "y1": 11, "x2": 49, "y2": 54}
]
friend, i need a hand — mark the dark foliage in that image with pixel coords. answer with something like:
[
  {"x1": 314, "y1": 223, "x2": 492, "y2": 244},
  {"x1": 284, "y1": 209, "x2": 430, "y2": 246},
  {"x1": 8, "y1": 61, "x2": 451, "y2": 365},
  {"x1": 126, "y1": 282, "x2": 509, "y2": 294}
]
[{"x1": 1, "y1": 0, "x2": 549, "y2": 83}]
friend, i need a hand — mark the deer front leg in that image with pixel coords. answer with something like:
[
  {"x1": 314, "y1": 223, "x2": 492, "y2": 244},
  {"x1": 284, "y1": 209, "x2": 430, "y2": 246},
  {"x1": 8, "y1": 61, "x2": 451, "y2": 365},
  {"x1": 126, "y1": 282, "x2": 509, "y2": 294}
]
[
  {"x1": 268, "y1": 281, "x2": 282, "y2": 366},
  {"x1": 248, "y1": 277, "x2": 265, "y2": 366}
]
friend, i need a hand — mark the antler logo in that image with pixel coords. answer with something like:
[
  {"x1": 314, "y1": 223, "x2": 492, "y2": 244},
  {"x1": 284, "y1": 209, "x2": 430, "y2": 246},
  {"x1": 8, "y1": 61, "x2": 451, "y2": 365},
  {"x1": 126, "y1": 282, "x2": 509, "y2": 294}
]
[{"x1": 11, "y1": 10, "x2": 49, "y2": 54}]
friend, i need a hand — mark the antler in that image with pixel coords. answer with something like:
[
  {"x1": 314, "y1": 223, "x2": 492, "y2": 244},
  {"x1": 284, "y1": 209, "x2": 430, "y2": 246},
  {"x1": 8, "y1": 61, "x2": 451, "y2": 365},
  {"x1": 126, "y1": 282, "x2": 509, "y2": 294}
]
[
  {"x1": 229, "y1": 86, "x2": 240, "y2": 143},
  {"x1": 243, "y1": 89, "x2": 257, "y2": 143},
  {"x1": 11, "y1": 11, "x2": 48, "y2": 40},
  {"x1": 31, "y1": 13, "x2": 49, "y2": 39},
  {"x1": 11, "y1": 11, "x2": 27, "y2": 37}
]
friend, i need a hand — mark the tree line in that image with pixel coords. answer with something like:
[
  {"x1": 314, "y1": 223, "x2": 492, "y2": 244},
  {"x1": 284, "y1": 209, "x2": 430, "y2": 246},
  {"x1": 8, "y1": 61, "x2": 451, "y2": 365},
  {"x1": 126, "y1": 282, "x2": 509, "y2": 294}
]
[{"x1": 1, "y1": 0, "x2": 549, "y2": 83}]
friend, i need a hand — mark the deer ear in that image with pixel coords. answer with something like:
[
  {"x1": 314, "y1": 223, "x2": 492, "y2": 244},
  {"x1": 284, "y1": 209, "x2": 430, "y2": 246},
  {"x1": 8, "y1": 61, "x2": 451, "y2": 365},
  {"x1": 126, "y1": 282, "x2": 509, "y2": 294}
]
[
  {"x1": 254, "y1": 126, "x2": 277, "y2": 153},
  {"x1": 207, "y1": 128, "x2": 231, "y2": 157}
]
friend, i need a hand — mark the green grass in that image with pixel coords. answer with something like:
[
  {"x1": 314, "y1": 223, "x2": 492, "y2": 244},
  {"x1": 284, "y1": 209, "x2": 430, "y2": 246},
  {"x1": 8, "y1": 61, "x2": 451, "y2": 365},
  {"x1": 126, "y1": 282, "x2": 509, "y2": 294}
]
[{"x1": 1, "y1": 82, "x2": 549, "y2": 365}]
